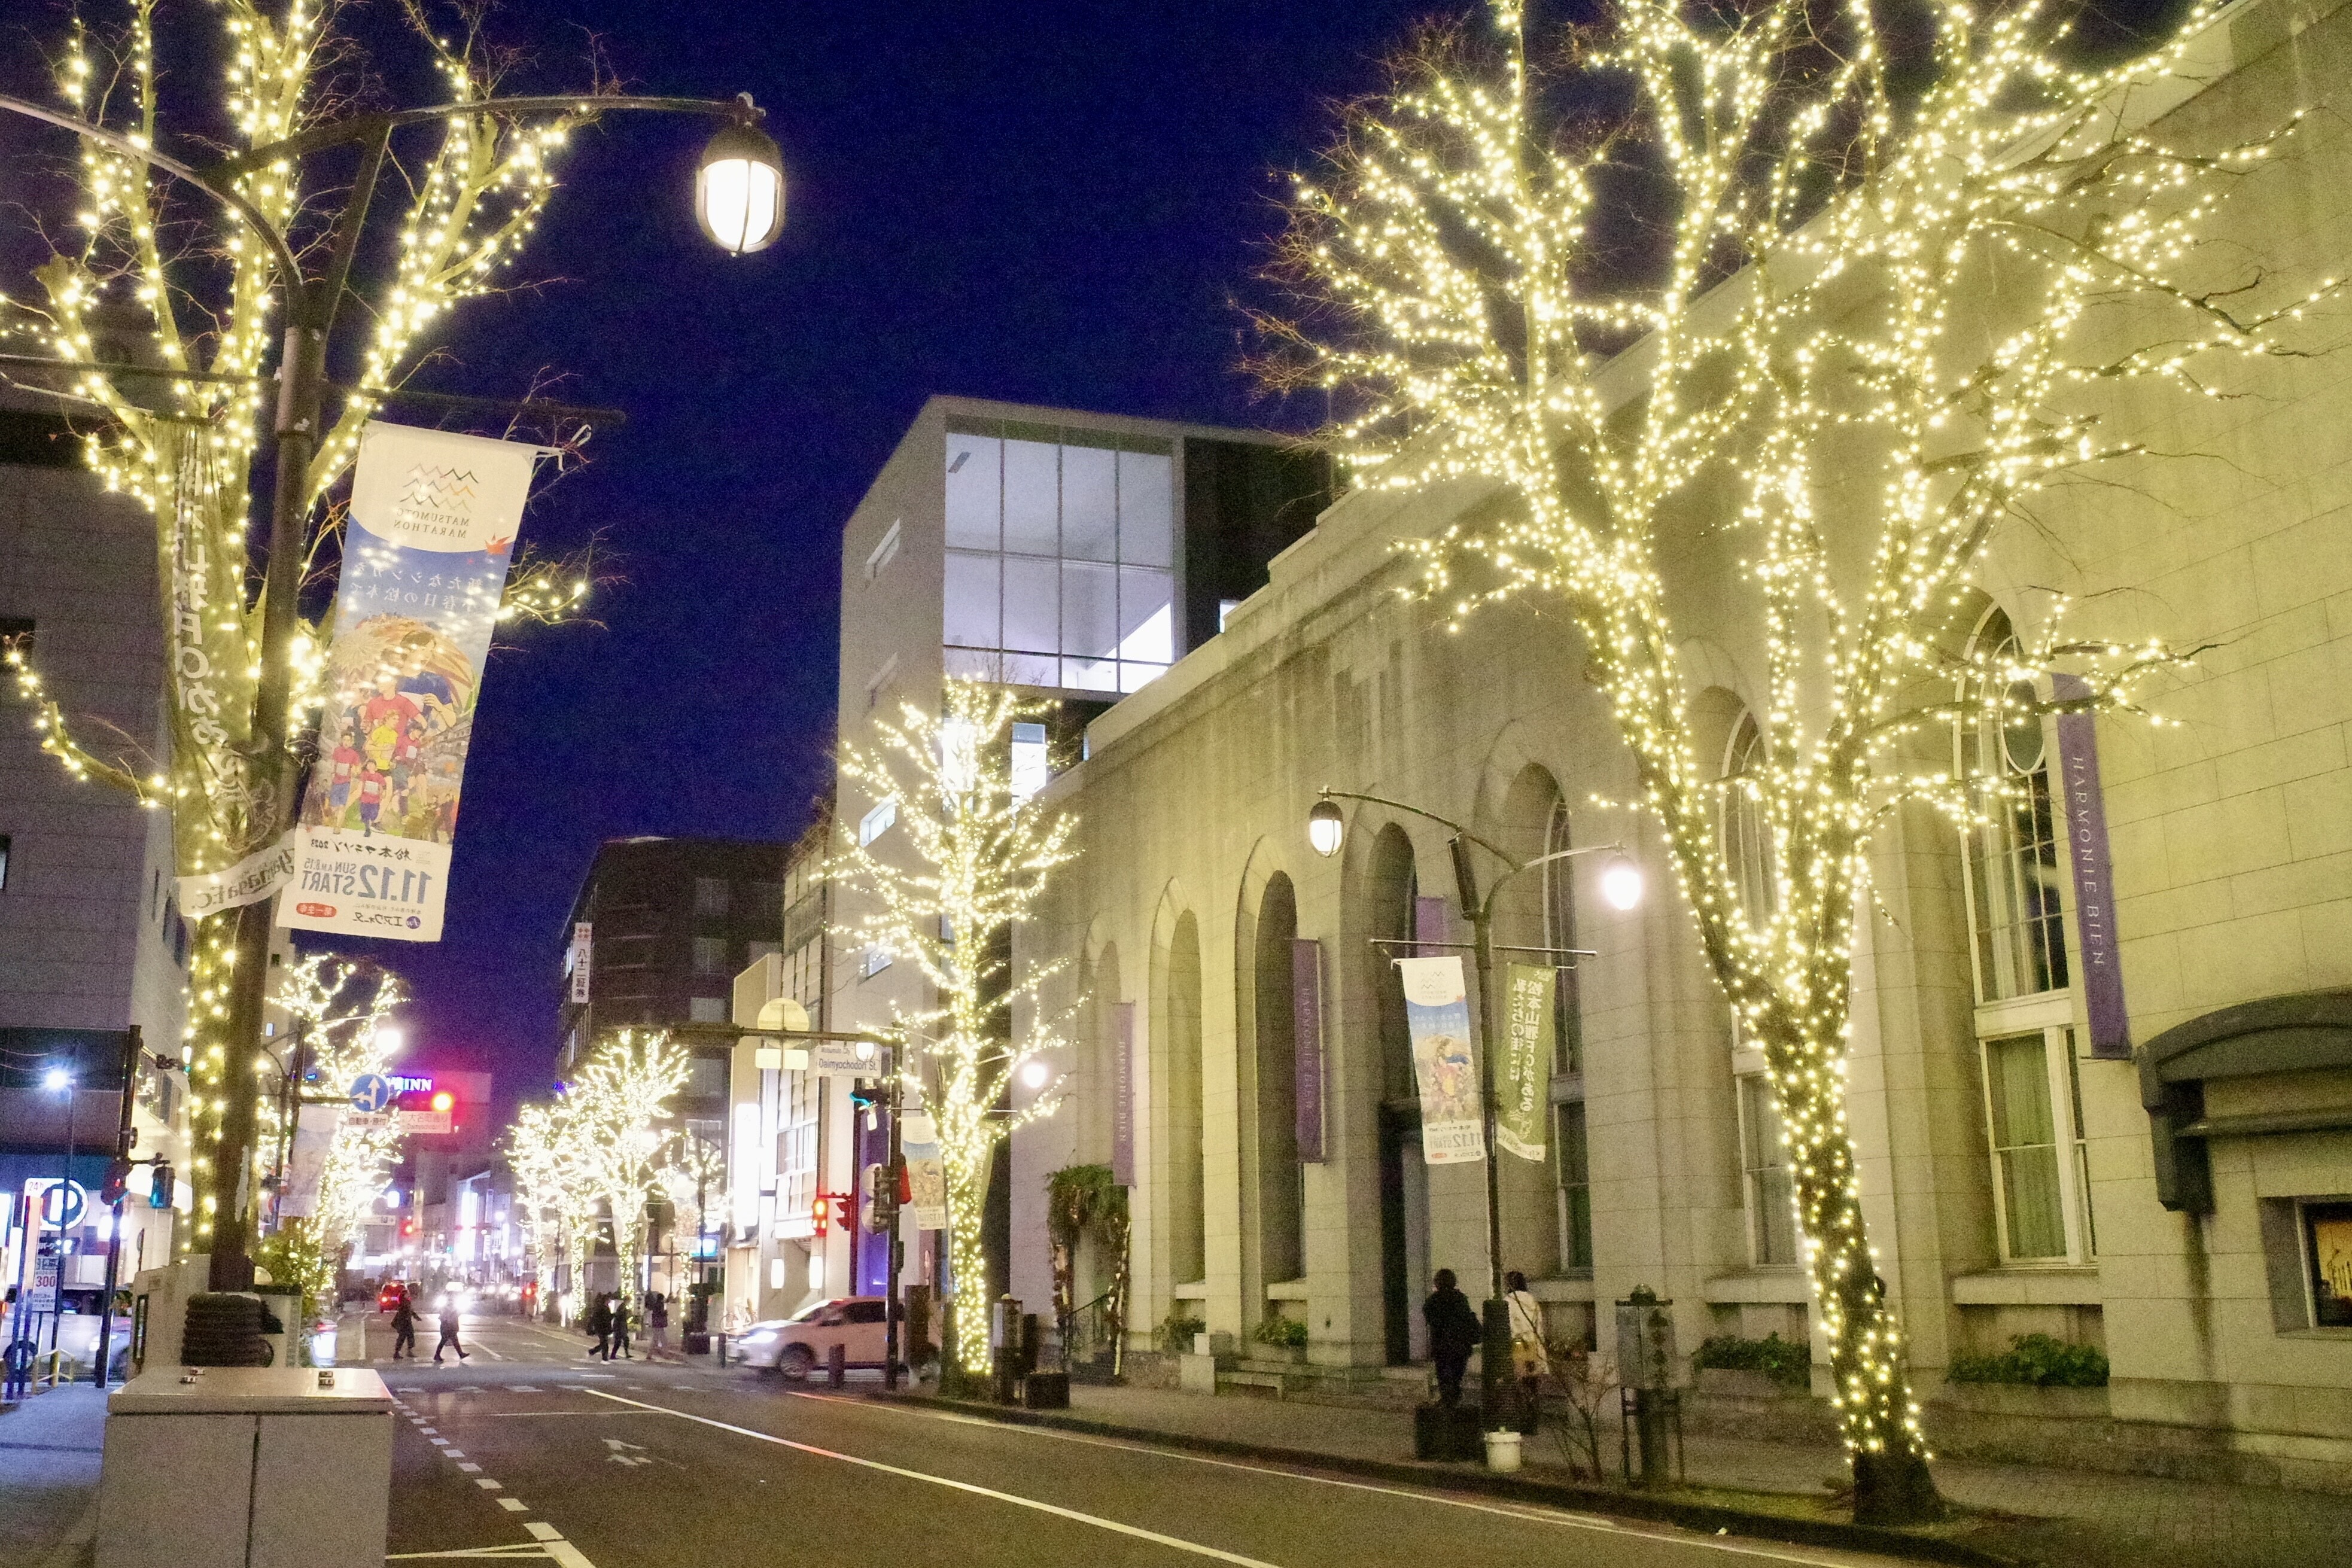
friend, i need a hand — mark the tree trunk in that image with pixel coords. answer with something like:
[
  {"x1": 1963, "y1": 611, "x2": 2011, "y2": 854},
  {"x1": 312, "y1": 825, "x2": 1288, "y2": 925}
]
[{"x1": 1770, "y1": 1018, "x2": 1944, "y2": 1525}]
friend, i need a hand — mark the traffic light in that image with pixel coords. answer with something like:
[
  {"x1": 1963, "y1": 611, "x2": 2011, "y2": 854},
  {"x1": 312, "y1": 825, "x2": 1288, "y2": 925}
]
[
  {"x1": 148, "y1": 1164, "x2": 174, "y2": 1209},
  {"x1": 99, "y1": 1157, "x2": 132, "y2": 1206},
  {"x1": 811, "y1": 1196, "x2": 829, "y2": 1238}
]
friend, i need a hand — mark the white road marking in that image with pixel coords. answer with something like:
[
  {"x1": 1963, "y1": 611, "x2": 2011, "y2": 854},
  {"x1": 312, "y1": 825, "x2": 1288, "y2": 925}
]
[
  {"x1": 511, "y1": 1386, "x2": 542, "y2": 1393},
  {"x1": 498, "y1": 1498, "x2": 528, "y2": 1512},
  {"x1": 388, "y1": 1525, "x2": 596, "y2": 1567},
  {"x1": 474, "y1": 1479, "x2": 503, "y2": 1490},
  {"x1": 443, "y1": 1450, "x2": 467, "y2": 1460},
  {"x1": 784, "y1": 1392, "x2": 1878, "y2": 1568},
  {"x1": 578, "y1": 1389, "x2": 1284, "y2": 1567}
]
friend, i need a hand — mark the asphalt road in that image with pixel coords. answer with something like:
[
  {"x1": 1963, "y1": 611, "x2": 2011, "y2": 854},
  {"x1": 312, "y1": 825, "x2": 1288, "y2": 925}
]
[{"x1": 369, "y1": 1313, "x2": 1905, "y2": 1568}]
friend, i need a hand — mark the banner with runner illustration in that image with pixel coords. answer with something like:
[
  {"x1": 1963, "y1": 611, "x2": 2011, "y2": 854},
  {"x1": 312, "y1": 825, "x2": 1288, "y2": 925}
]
[
  {"x1": 1397, "y1": 955, "x2": 1484, "y2": 1164},
  {"x1": 280, "y1": 422, "x2": 541, "y2": 941},
  {"x1": 901, "y1": 1113, "x2": 947, "y2": 1231}
]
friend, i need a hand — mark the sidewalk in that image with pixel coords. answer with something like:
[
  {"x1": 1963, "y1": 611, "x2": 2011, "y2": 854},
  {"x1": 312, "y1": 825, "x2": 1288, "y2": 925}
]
[
  {"x1": 0, "y1": 1385, "x2": 106, "y2": 1568},
  {"x1": 921, "y1": 1382, "x2": 2352, "y2": 1568}
]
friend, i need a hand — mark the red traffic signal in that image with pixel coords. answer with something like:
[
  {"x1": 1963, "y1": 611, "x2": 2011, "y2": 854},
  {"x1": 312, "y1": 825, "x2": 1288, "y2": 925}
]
[{"x1": 99, "y1": 1157, "x2": 132, "y2": 1206}]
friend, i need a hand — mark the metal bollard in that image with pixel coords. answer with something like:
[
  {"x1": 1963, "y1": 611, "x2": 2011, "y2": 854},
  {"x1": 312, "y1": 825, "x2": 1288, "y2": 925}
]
[{"x1": 827, "y1": 1341, "x2": 847, "y2": 1388}]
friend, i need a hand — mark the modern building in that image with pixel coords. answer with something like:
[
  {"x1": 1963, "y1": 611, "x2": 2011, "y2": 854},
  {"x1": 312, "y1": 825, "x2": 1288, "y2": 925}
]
[
  {"x1": 829, "y1": 395, "x2": 1333, "y2": 1307},
  {"x1": 1, "y1": 393, "x2": 193, "y2": 1329},
  {"x1": 1005, "y1": 2, "x2": 2352, "y2": 1490},
  {"x1": 722, "y1": 806, "x2": 850, "y2": 1326}
]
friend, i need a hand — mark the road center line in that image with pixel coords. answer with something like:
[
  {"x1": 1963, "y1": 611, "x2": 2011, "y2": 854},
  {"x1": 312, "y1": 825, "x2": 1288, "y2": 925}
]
[
  {"x1": 576, "y1": 1389, "x2": 1285, "y2": 1567},
  {"x1": 780, "y1": 1392, "x2": 1867, "y2": 1568}
]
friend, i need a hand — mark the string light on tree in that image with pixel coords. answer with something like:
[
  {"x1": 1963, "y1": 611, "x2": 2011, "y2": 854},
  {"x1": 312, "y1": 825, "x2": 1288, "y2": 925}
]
[
  {"x1": 832, "y1": 678, "x2": 1079, "y2": 1378},
  {"x1": 1261, "y1": 0, "x2": 2334, "y2": 1524}
]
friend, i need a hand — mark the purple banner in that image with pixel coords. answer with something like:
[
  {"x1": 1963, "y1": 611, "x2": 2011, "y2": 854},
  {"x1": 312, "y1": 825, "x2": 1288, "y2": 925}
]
[
  {"x1": 1415, "y1": 894, "x2": 1450, "y2": 954},
  {"x1": 1111, "y1": 1002, "x2": 1136, "y2": 1185},
  {"x1": 1294, "y1": 939, "x2": 1326, "y2": 1162},
  {"x1": 2052, "y1": 674, "x2": 2130, "y2": 1059}
]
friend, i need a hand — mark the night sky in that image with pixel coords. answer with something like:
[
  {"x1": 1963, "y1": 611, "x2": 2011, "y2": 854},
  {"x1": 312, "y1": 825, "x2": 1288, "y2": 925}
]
[{"x1": 2, "y1": 1, "x2": 1437, "y2": 1113}]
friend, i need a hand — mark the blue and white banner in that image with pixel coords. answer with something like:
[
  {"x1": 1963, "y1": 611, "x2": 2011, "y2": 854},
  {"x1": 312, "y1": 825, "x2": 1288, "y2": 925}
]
[
  {"x1": 1398, "y1": 955, "x2": 1484, "y2": 1165},
  {"x1": 280, "y1": 422, "x2": 541, "y2": 942}
]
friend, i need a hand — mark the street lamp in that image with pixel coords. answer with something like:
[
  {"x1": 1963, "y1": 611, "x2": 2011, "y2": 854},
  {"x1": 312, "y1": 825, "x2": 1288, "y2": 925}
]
[
  {"x1": 0, "y1": 85, "x2": 787, "y2": 1296},
  {"x1": 696, "y1": 103, "x2": 787, "y2": 254},
  {"x1": 1307, "y1": 787, "x2": 1642, "y2": 1441}
]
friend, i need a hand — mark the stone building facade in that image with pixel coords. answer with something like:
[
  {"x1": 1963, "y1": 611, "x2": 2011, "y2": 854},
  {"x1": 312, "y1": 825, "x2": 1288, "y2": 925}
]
[{"x1": 1008, "y1": 0, "x2": 2352, "y2": 1487}]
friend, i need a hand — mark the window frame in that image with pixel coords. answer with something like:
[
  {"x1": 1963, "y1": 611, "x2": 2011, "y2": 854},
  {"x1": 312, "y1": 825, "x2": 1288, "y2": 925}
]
[
  {"x1": 1976, "y1": 1018, "x2": 2095, "y2": 1266},
  {"x1": 1732, "y1": 1049, "x2": 1803, "y2": 1269}
]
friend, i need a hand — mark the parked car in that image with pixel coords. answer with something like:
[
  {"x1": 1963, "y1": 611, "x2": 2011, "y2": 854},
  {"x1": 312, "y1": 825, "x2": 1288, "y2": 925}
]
[{"x1": 736, "y1": 1296, "x2": 894, "y2": 1378}]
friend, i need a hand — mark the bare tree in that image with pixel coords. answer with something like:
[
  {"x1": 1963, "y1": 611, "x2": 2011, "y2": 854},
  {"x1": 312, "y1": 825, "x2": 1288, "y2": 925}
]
[{"x1": 1262, "y1": 0, "x2": 2336, "y2": 1521}]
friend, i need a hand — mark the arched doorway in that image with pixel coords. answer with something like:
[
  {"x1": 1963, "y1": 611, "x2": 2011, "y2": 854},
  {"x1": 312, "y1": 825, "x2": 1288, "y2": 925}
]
[{"x1": 1367, "y1": 824, "x2": 1426, "y2": 1363}]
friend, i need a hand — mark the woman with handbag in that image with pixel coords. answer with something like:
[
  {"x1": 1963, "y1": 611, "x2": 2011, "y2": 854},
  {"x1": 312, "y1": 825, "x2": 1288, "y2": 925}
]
[{"x1": 1505, "y1": 1271, "x2": 1550, "y2": 1435}]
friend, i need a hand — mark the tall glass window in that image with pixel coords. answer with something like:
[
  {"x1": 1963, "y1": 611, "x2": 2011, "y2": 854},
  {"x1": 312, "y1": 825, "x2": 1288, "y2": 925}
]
[
  {"x1": 942, "y1": 422, "x2": 1177, "y2": 695},
  {"x1": 1556, "y1": 1101, "x2": 1593, "y2": 1269},
  {"x1": 1983, "y1": 1032, "x2": 2067, "y2": 1259},
  {"x1": 1738, "y1": 1073, "x2": 1800, "y2": 1266},
  {"x1": 1721, "y1": 712, "x2": 1777, "y2": 927},
  {"x1": 1961, "y1": 611, "x2": 2068, "y2": 1002}
]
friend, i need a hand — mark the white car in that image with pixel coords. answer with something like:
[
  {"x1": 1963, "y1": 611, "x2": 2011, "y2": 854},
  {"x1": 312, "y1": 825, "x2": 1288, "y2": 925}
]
[{"x1": 735, "y1": 1296, "x2": 894, "y2": 1377}]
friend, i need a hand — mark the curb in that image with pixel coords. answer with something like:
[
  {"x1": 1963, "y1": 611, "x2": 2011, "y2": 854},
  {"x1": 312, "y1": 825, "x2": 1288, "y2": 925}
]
[{"x1": 876, "y1": 1391, "x2": 2018, "y2": 1568}]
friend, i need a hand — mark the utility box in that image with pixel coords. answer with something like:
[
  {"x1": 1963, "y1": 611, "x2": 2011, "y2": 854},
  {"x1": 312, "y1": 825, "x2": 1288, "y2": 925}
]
[{"x1": 97, "y1": 1365, "x2": 393, "y2": 1568}]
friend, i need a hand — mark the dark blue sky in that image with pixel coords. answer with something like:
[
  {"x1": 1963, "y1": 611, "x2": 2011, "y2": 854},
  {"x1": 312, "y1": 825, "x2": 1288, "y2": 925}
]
[{"x1": 272, "y1": 0, "x2": 1435, "y2": 1104}]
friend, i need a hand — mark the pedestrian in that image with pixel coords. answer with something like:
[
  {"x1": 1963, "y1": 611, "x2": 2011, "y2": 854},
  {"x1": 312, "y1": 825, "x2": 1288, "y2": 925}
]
[
  {"x1": 1423, "y1": 1268, "x2": 1481, "y2": 1409},
  {"x1": 390, "y1": 1287, "x2": 417, "y2": 1361},
  {"x1": 609, "y1": 1294, "x2": 632, "y2": 1360},
  {"x1": 644, "y1": 1292, "x2": 672, "y2": 1362},
  {"x1": 432, "y1": 1294, "x2": 469, "y2": 1365},
  {"x1": 1505, "y1": 1269, "x2": 1550, "y2": 1434},
  {"x1": 586, "y1": 1293, "x2": 613, "y2": 1360}
]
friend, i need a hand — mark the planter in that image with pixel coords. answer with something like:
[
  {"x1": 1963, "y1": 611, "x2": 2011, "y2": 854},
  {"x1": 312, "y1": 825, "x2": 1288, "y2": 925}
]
[
  {"x1": 1483, "y1": 1430, "x2": 1524, "y2": 1472},
  {"x1": 1693, "y1": 1368, "x2": 1802, "y2": 1401},
  {"x1": 1934, "y1": 1381, "x2": 2109, "y2": 1420}
]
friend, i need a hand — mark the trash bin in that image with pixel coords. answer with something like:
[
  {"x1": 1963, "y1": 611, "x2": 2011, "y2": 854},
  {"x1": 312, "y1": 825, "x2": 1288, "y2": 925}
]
[{"x1": 96, "y1": 1365, "x2": 394, "y2": 1568}]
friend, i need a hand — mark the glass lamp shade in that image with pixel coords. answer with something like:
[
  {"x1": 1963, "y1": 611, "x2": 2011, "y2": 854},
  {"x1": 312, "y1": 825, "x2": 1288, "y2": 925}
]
[
  {"x1": 1599, "y1": 853, "x2": 1645, "y2": 912},
  {"x1": 1307, "y1": 799, "x2": 1346, "y2": 858},
  {"x1": 696, "y1": 120, "x2": 786, "y2": 254}
]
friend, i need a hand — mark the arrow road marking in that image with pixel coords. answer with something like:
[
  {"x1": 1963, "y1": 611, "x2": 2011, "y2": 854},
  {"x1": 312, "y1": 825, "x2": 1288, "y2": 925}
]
[
  {"x1": 600, "y1": 1438, "x2": 644, "y2": 1451},
  {"x1": 576, "y1": 1389, "x2": 1284, "y2": 1567}
]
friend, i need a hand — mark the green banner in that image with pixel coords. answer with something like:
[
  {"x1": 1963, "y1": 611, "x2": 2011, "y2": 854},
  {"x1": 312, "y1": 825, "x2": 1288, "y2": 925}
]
[{"x1": 1499, "y1": 964, "x2": 1554, "y2": 1161}]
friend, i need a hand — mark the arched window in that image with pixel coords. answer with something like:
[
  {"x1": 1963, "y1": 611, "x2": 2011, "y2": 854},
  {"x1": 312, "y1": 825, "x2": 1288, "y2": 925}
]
[
  {"x1": 1254, "y1": 874, "x2": 1303, "y2": 1286},
  {"x1": 1720, "y1": 711, "x2": 1777, "y2": 927},
  {"x1": 1960, "y1": 610, "x2": 2068, "y2": 1002}
]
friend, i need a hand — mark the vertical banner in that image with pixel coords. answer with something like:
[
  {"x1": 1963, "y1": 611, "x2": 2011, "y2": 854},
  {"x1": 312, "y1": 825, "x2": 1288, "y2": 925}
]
[
  {"x1": 281, "y1": 422, "x2": 541, "y2": 942},
  {"x1": 570, "y1": 922, "x2": 594, "y2": 1003},
  {"x1": 1293, "y1": 939, "x2": 1325, "y2": 1162},
  {"x1": 278, "y1": 1104, "x2": 342, "y2": 1219},
  {"x1": 1397, "y1": 955, "x2": 1485, "y2": 1164},
  {"x1": 1499, "y1": 964, "x2": 1553, "y2": 1161},
  {"x1": 2052, "y1": 674, "x2": 2131, "y2": 1059},
  {"x1": 902, "y1": 1113, "x2": 947, "y2": 1231},
  {"x1": 1414, "y1": 894, "x2": 1450, "y2": 953},
  {"x1": 1111, "y1": 1003, "x2": 1136, "y2": 1186}
]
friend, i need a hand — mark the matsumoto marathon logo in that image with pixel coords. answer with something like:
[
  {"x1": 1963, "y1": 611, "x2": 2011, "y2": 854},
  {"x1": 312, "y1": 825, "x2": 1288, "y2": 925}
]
[{"x1": 391, "y1": 463, "x2": 482, "y2": 544}]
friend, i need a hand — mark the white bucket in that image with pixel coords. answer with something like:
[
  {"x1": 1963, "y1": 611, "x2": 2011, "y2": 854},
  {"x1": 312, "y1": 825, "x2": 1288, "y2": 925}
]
[{"x1": 1484, "y1": 1429, "x2": 1524, "y2": 1472}]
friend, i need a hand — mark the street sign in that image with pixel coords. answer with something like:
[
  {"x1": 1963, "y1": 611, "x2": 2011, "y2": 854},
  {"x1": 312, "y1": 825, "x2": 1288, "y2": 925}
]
[
  {"x1": 808, "y1": 1038, "x2": 883, "y2": 1077},
  {"x1": 37, "y1": 1180, "x2": 86, "y2": 1228},
  {"x1": 349, "y1": 1073, "x2": 394, "y2": 1113}
]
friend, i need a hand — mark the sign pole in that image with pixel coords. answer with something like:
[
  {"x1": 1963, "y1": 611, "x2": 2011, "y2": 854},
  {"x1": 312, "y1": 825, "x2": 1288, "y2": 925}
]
[
  {"x1": 92, "y1": 1026, "x2": 141, "y2": 1386},
  {"x1": 884, "y1": 1051, "x2": 903, "y2": 1391}
]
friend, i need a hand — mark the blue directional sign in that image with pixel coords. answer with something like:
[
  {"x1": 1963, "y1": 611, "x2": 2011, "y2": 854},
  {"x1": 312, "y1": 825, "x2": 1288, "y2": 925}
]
[
  {"x1": 349, "y1": 1073, "x2": 394, "y2": 1114},
  {"x1": 38, "y1": 1180, "x2": 86, "y2": 1228}
]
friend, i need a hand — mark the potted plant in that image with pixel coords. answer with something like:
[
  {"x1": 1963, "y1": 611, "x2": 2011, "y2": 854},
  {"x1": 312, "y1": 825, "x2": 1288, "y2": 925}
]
[{"x1": 1253, "y1": 1312, "x2": 1309, "y2": 1364}]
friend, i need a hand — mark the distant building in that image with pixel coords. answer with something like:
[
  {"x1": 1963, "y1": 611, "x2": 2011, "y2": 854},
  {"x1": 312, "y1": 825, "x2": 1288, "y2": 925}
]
[
  {"x1": 0, "y1": 397, "x2": 191, "y2": 1308},
  {"x1": 829, "y1": 395, "x2": 1332, "y2": 1308}
]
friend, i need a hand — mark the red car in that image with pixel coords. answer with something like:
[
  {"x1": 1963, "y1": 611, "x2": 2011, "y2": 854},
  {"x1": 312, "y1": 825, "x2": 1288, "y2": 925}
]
[{"x1": 378, "y1": 1283, "x2": 409, "y2": 1313}]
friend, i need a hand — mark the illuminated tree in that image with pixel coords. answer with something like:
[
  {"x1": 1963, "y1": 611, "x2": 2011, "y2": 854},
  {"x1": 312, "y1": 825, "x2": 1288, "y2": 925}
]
[
  {"x1": 507, "y1": 1098, "x2": 598, "y2": 1316},
  {"x1": 267, "y1": 954, "x2": 406, "y2": 1265},
  {"x1": 560, "y1": 1030, "x2": 688, "y2": 1310},
  {"x1": 658, "y1": 1131, "x2": 728, "y2": 1281},
  {"x1": 1263, "y1": 0, "x2": 2335, "y2": 1521},
  {"x1": 832, "y1": 678, "x2": 1078, "y2": 1375},
  {"x1": 1, "y1": 0, "x2": 594, "y2": 1268}
]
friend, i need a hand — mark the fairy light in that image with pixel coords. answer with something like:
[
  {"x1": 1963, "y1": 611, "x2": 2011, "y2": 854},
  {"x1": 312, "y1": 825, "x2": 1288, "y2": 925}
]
[
  {"x1": 832, "y1": 678, "x2": 1079, "y2": 1374},
  {"x1": 4, "y1": 2, "x2": 605, "y2": 1243},
  {"x1": 1267, "y1": 0, "x2": 2330, "y2": 1514}
]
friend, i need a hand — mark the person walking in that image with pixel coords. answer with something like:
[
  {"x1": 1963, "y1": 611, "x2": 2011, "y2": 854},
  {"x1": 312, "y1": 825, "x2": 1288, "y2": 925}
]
[
  {"x1": 431, "y1": 1294, "x2": 468, "y2": 1365},
  {"x1": 1423, "y1": 1268, "x2": 1481, "y2": 1409},
  {"x1": 586, "y1": 1293, "x2": 613, "y2": 1360},
  {"x1": 608, "y1": 1293, "x2": 633, "y2": 1360},
  {"x1": 1505, "y1": 1269, "x2": 1550, "y2": 1435},
  {"x1": 389, "y1": 1287, "x2": 418, "y2": 1361},
  {"x1": 644, "y1": 1292, "x2": 673, "y2": 1362}
]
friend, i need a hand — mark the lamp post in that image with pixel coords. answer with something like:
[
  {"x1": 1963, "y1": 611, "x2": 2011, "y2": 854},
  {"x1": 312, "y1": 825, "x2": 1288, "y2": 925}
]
[
  {"x1": 1308, "y1": 787, "x2": 1642, "y2": 1435},
  {"x1": 0, "y1": 89, "x2": 787, "y2": 1295}
]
